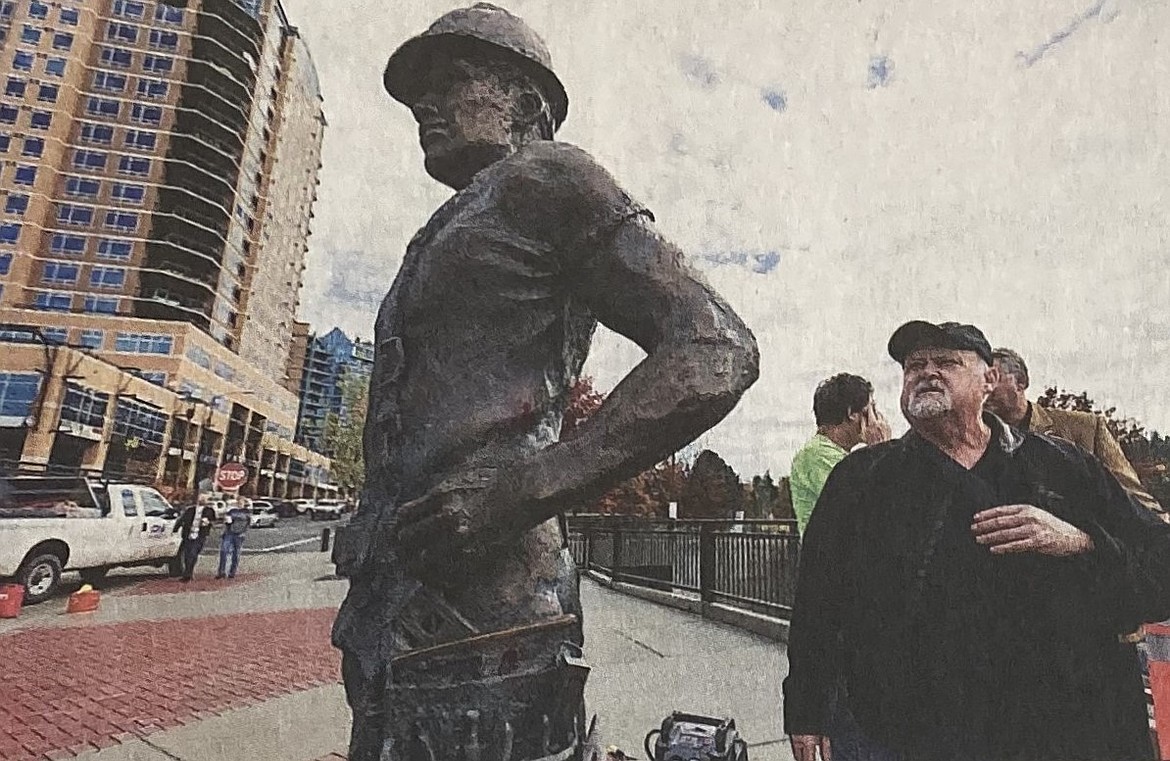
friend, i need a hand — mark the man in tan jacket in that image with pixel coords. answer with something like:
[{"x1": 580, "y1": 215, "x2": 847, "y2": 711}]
[{"x1": 987, "y1": 347, "x2": 1163, "y2": 514}]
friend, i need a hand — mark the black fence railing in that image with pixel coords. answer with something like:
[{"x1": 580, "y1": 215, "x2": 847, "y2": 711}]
[{"x1": 567, "y1": 516, "x2": 801, "y2": 620}]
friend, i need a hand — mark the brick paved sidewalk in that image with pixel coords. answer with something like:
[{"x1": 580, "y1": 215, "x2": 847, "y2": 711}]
[{"x1": 0, "y1": 608, "x2": 340, "y2": 761}]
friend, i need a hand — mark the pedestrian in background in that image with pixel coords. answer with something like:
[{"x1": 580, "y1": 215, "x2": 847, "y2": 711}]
[
  {"x1": 173, "y1": 494, "x2": 216, "y2": 582},
  {"x1": 216, "y1": 499, "x2": 251, "y2": 579},
  {"x1": 790, "y1": 373, "x2": 891, "y2": 535}
]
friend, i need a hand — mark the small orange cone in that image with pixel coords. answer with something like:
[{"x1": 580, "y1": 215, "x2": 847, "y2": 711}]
[{"x1": 66, "y1": 584, "x2": 100, "y2": 614}]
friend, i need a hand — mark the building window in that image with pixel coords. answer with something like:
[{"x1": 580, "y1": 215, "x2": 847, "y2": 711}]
[
  {"x1": 5, "y1": 194, "x2": 28, "y2": 214},
  {"x1": 21, "y1": 136, "x2": 43, "y2": 157},
  {"x1": 51, "y1": 234, "x2": 86, "y2": 255},
  {"x1": 186, "y1": 345, "x2": 212, "y2": 370},
  {"x1": 28, "y1": 1, "x2": 48, "y2": 19},
  {"x1": 40, "y1": 327, "x2": 67, "y2": 344},
  {"x1": 62, "y1": 383, "x2": 109, "y2": 428},
  {"x1": 78, "y1": 329, "x2": 103, "y2": 349},
  {"x1": 136, "y1": 79, "x2": 168, "y2": 99},
  {"x1": 59, "y1": 7, "x2": 79, "y2": 25},
  {"x1": 34, "y1": 292, "x2": 71, "y2": 311},
  {"x1": 113, "y1": 396, "x2": 167, "y2": 445},
  {"x1": 20, "y1": 26, "x2": 41, "y2": 46},
  {"x1": 93, "y1": 71, "x2": 126, "y2": 92},
  {"x1": 0, "y1": 105, "x2": 15, "y2": 124},
  {"x1": 43, "y1": 262, "x2": 79, "y2": 284},
  {"x1": 97, "y1": 238, "x2": 132, "y2": 260},
  {"x1": 0, "y1": 373, "x2": 40, "y2": 420},
  {"x1": 107, "y1": 23, "x2": 137, "y2": 43},
  {"x1": 35, "y1": 84, "x2": 58, "y2": 103},
  {"x1": 142, "y1": 55, "x2": 174, "y2": 74},
  {"x1": 0, "y1": 2, "x2": 15, "y2": 19},
  {"x1": 29, "y1": 111, "x2": 51, "y2": 130},
  {"x1": 148, "y1": 30, "x2": 179, "y2": 51},
  {"x1": 80, "y1": 123, "x2": 114, "y2": 144},
  {"x1": 52, "y1": 32, "x2": 73, "y2": 51},
  {"x1": 104, "y1": 211, "x2": 137, "y2": 232},
  {"x1": 115, "y1": 332, "x2": 172, "y2": 354},
  {"x1": 100, "y1": 47, "x2": 133, "y2": 69},
  {"x1": 0, "y1": 223, "x2": 20, "y2": 244},
  {"x1": 130, "y1": 103, "x2": 162, "y2": 125},
  {"x1": 214, "y1": 362, "x2": 236, "y2": 381},
  {"x1": 86, "y1": 97, "x2": 120, "y2": 118},
  {"x1": 64, "y1": 176, "x2": 101, "y2": 198},
  {"x1": 57, "y1": 204, "x2": 94, "y2": 227},
  {"x1": 117, "y1": 156, "x2": 150, "y2": 176},
  {"x1": 83, "y1": 295, "x2": 118, "y2": 314},
  {"x1": 0, "y1": 252, "x2": 10, "y2": 275},
  {"x1": 44, "y1": 57, "x2": 66, "y2": 77},
  {"x1": 124, "y1": 130, "x2": 156, "y2": 150},
  {"x1": 72, "y1": 149, "x2": 107, "y2": 170},
  {"x1": 155, "y1": 4, "x2": 183, "y2": 24},
  {"x1": 111, "y1": 182, "x2": 145, "y2": 205},
  {"x1": 13, "y1": 165, "x2": 36, "y2": 185},
  {"x1": 5, "y1": 78, "x2": 26, "y2": 98},
  {"x1": 12, "y1": 51, "x2": 33, "y2": 72},
  {"x1": 91, "y1": 266, "x2": 125, "y2": 290},
  {"x1": 0, "y1": 133, "x2": 7, "y2": 152},
  {"x1": 113, "y1": 0, "x2": 146, "y2": 19},
  {"x1": 135, "y1": 370, "x2": 167, "y2": 386}
]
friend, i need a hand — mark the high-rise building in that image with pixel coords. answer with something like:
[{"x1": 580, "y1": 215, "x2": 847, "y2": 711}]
[
  {"x1": 294, "y1": 327, "x2": 372, "y2": 455},
  {"x1": 0, "y1": 0, "x2": 331, "y2": 498}
]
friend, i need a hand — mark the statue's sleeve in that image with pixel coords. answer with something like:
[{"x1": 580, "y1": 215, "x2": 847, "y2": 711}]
[{"x1": 496, "y1": 141, "x2": 654, "y2": 261}]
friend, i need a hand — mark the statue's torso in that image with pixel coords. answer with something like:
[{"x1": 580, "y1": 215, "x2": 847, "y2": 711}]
[{"x1": 361, "y1": 141, "x2": 649, "y2": 638}]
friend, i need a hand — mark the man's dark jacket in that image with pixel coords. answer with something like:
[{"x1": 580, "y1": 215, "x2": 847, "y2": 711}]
[
  {"x1": 173, "y1": 505, "x2": 216, "y2": 541},
  {"x1": 783, "y1": 417, "x2": 1170, "y2": 760}
]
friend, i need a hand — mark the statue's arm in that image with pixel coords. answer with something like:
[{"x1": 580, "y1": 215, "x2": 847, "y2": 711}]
[{"x1": 485, "y1": 216, "x2": 760, "y2": 539}]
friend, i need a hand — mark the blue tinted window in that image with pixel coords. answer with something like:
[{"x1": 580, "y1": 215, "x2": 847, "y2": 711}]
[
  {"x1": 98, "y1": 239, "x2": 133, "y2": 259},
  {"x1": 0, "y1": 133, "x2": 8, "y2": 152},
  {"x1": 79, "y1": 329, "x2": 104, "y2": 349},
  {"x1": 30, "y1": 111, "x2": 51, "y2": 130},
  {"x1": 80, "y1": 123, "x2": 114, "y2": 144},
  {"x1": 86, "y1": 97, "x2": 120, "y2": 117},
  {"x1": 29, "y1": 2, "x2": 48, "y2": 19},
  {"x1": 155, "y1": 4, "x2": 183, "y2": 23},
  {"x1": 57, "y1": 204, "x2": 93, "y2": 226},
  {"x1": 143, "y1": 55, "x2": 173, "y2": 74},
  {"x1": 12, "y1": 51, "x2": 33, "y2": 72},
  {"x1": 91, "y1": 267, "x2": 125, "y2": 290},
  {"x1": 0, "y1": 223, "x2": 19, "y2": 244},
  {"x1": 84, "y1": 296, "x2": 118, "y2": 314},
  {"x1": 118, "y1": 156, "x2": 150, "y2": 176},
  {"x1": 5, "y1": 194, "x2": 28, "y2": 214},
  {"x1": 131, "y1": 103, "x2": 163, "y2": 125},
  {"x1": 0, "y1": 105, "x2": 16, "y2": 124},
  {"x1": 124, "y1": 130, "x2": 156, "y2": 150},
  {"x1": 0, "y1": 373, "x2": 41, "y2": 418},
  {"x1": 112, "y1": 183, "x2": 145, "y2": 205},
  {"x1": 107, "y1": 23, "x2": 136, "y2": 43},
  {"x1": 113, "y1": 1, "x2": 145, "y2": 18},
  {"x1": 104, "y1": 211, "x2": 137, "y2": 231},
  {"x1": 21, "y1": 136, "x2": 43, "y2": 157},
  {"x1": 59, "y1": 7, "x2": 79, "y2": 25},
  {"x1": 0, "y1": 252, "x2": 11, "y2": 275},
  {"x1": 149, "y1": 30, "x2": 179, "y2": 50},
  {"x1": 137, "y1": 79, "x2": 168, "y2": 99},
  {"x1": 13, "y1": 165, "x2": 36, "y2": 185},
  {"x1": 35, "y1": 292, "x2": 73, "y2": 312},
  {"x1": 45, "y1": 57, "x2": 66, "y2": 77},
  {"x1": 36, "y1": 84, "x2": 58, "y2": 103},
  {"x1": 52, "y1": 32, "x2": 73, "y2": 50},
  {"x1": 72, "y1": 150, "x2": 107, "y2": 170},
  {"x1": 5, "y1": 78, "x2": 25, "y2": 98},
  {"x1": 93, "y1": 72, "x2": 126, "y2": 92},
  {"x1": 43, "y1": 262, "x2": 79, "y2": 284},
  {"x1": 65, "y1": 176, "x2": 101, "y2": 198},
  {"x1": 20, "y1": 26, "x2": 41, "y2": 45},
  {"x1": 100, "y1": 47, "x2": 133, "y2": 68},
  {"x1": 51, "y1": 234, "x2": 86, "y2": 255}
]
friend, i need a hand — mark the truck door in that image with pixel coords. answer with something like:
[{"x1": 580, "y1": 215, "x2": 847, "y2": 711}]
[
  {"x1": 117, "y1": 487, "x2": 149, "y2": 563},
  {"x1": 137, "y1": 489, "x2": 178, "y2": 561}
]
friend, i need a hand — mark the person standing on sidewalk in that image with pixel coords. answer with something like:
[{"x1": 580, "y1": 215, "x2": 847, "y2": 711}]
[
  {"x1": 173, "y1": 495, "x2": 216, "y2": 582},
  {"x1": 784, "y1": 320, "x2": 1170, "y2": 761},
  {"x1": 216, "y1": 500, "x2": 251, "y2": 579},
  {"x1": 790, "y1": 373, "x2": 891, "y2": 536}
]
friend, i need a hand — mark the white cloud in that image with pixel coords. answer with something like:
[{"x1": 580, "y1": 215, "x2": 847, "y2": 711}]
[{"x1": 281, "y1": 0, "x2": 1170, "y2": 476}]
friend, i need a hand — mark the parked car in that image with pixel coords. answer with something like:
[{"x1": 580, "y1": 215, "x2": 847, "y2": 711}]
[
  {"x1": 309, "y1": 499, "x2": 345, "y2": 521},
  {"x1": 249, "y1": 502, "x2": 279, "y2": 529},
  {"x1": 292, "y1": 498, "x2": 316, "y2": 515},
  {"x1": 0, "y1": 477, "x2": 182, "y2": 603},
  {"x1": 272, "y1": 499, "x2": 299, "y2": 518}
]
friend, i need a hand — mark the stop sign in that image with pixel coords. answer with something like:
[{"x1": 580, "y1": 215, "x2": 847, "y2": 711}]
[{"x1": 215, "y1": 463, "x2": 248, "y2": 491}]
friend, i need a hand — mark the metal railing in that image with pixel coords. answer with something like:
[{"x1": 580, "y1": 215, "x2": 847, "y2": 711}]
[{"x1": 567, "y1": 515, "x2": 801, "y2": 620}]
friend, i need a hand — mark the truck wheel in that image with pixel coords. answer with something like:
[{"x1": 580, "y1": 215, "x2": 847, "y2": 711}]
[
  {"x1": 18, "y1": 553, "x2": 62, "y2": 605},
  {"x1": 78, "y1": 567, "x2": 109, "y2": 585}
]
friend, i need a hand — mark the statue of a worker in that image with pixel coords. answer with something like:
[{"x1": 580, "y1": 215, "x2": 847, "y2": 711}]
[{"x1": 331, "y1": 4, "x2": 760, "y2": 760}]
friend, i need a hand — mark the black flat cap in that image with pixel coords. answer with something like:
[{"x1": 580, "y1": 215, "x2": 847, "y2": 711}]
[{"x1": 888, "y1": 320, "x2": 994, "y2": 365}]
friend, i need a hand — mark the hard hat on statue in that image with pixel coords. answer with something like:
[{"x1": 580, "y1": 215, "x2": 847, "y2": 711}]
[{"x1": 383, "y1": 2, "x2": 569, "y2": 128}]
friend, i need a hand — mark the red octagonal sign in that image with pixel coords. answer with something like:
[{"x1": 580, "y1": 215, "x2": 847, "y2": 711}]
[{"x1": 215, "y1": 462, "x2": 248, "y2": 491}]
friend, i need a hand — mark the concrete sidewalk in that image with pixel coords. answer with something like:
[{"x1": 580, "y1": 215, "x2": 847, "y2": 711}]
[
  {"x1": 1, "y1": 555, "x2": 793, "y2": 761},
  {"x1": 73, "y1": 583, "x2": 791, "y2": 761}
]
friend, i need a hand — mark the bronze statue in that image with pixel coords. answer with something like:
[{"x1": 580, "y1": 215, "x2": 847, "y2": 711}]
[{"x1": 331, "y1": 4, "x2": 759, "y2": 759}]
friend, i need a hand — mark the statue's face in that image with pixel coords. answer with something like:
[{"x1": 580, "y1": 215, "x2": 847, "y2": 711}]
[{"x1": 411, "y1": 57, "x2": 520, "y2": 189}]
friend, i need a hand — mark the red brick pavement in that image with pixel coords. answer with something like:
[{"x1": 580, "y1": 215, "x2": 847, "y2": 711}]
[
  {"x1": 0, "y1": 608, "x2": 340, "y2": 761},
  {"x1": 118, "y1": 572, "x2": 266, "y2": 596}
]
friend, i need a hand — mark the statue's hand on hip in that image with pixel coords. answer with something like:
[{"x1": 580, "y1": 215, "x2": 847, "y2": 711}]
[{"x1": 393, "y1": 470, "x2": 505, "y2": 578}]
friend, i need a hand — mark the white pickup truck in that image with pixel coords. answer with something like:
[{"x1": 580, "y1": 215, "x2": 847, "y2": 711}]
[{"x1": 0, "y1": 477, "x2": 182, "y2": 604}]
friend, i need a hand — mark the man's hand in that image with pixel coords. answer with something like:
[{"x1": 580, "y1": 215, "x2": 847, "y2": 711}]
[
  {"x1": 861, "y1": 405, "x2": 892, "y2": 446},
  {"x1": 971, "y1": 504, "x2": 1094, "y2": 556},
  {"x1": 393, "y1": 472, "x2": 503, "y2": 577},
  {"x1": 790, "y1": 734, "x2": 830, "y2": 761}
]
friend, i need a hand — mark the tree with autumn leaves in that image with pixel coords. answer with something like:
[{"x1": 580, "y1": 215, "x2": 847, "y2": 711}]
[{"x1": 1038, "y1": 386, "x2": 1170, "y2": 507}]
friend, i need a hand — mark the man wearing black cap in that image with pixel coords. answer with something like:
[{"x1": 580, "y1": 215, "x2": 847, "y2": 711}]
[
  {"x1": 783, "y1": 320, "x2": 1170, "y2": 761},
  {"x1": 331, "y1": 5, "x2": 759, "y2": 760}
]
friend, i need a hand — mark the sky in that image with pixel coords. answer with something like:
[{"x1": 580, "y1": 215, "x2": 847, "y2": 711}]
[{"x1": 279, "y1": 0, "x2": 1170, "y2": 477}]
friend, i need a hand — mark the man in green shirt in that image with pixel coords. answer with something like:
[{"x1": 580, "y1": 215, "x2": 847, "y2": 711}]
[{"x1": 790, "y1": 373, "x2": 891, "y2": 534}]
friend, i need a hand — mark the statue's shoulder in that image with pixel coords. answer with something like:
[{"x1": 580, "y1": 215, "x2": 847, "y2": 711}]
[{"x1": 501, "y1": 141, "x2": 624, "y2": 193}]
